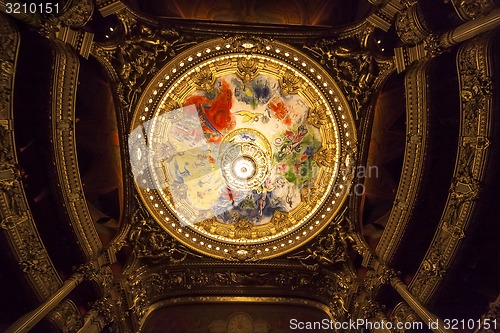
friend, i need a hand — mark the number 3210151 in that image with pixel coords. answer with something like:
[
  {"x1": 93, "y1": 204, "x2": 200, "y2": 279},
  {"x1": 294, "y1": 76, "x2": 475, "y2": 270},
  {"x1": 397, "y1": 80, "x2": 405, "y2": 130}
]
[{"x1": 5, "y1": 2, "x2": 60, "y2": 15}]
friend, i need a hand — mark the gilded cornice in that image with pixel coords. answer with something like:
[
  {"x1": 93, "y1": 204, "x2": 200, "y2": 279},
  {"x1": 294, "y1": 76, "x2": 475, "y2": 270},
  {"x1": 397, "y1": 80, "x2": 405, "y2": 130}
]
[
  {"x1": 49, "y1": 40, "x2": 102, "y2": 259},
  {"x1": 409, "y1": 32, "x2": 494, "y2": 303},
  {"x1": 0, "y1": 14, "x2": 62, "y2": 301},
  {"x1": 123, "y1": 261, "x2": 355, "y2": 329},
  {"x1": 375, "y1": 60, "x2": 430, "y2": 262}
]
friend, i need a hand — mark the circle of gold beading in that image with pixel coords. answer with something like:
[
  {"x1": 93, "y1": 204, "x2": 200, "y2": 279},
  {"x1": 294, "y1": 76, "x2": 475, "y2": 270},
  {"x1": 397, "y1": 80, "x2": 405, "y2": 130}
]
[
  {"x1": 129, "y1": 37, "x2": 357, "y2": 260},
  {"x1": 219, "y1": 128, "x2": 271, "y2": 191}
]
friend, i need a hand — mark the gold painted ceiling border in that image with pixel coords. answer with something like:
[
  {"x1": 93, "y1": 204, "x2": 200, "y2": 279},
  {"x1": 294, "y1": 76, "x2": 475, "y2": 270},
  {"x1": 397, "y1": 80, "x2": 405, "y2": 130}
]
[
  {"x1": 409, "y1": 32, "x2": 494, "y2": 303},
  {"x1": 375, "y1": 60, "x2": 430, "y2": 262},
  {"x1": 0, "y1": 14, "x2": 62, "y2": 301},
  {"x1": 50, "y1": 40, "x2": 102, "y2": 259},
  {"x1": 139, "y1": 296, "x2": 333, "y2": 332}
]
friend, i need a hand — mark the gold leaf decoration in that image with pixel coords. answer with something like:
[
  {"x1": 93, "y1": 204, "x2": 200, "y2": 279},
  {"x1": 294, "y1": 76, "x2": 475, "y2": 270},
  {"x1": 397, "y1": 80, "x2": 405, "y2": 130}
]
[
  {"x1": 197, "y1": 218, "x2": 216, "y2": 232},
  {"x1": 308, "y1": 105, "x2": 329, "y2": 128},
  {"x1": 300, "y1": 186, "x2": 319, "y2": 205},
  {"x1": 280, "y1": 69, "x2": 303, "y2": 95},
  {"x1": 161, "y1": 98, "x2": 181, "y2": 113},
  {"x1": 272, "y1": 211, "x2": 292, "y2": 232},
  {"x1": 192, "y1": 66, "x2": 215, "y2": 91},
  {"x1": 236, "y1": 56, "x2": 259, "y2": 83},
  {"x1": 313, "y1": 148, "x2": 336, "y2": 167},
  {"x1": 234, "y1": 219, "x2": 253, "y2": 239}
]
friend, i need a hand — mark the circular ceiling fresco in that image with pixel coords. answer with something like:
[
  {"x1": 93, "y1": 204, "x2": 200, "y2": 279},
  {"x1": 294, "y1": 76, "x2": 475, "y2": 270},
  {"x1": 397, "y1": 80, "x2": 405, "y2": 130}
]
[{"x1": 129, "y1": 37, "x2": 357, "y2": 260}]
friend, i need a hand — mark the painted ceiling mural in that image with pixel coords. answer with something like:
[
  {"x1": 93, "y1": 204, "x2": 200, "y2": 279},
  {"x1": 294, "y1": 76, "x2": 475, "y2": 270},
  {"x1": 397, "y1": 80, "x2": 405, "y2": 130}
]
[
  {"x1": 156, "y1": 73, "x2": 321, "y2": 227},
  {"x1": 129, "y1": 38, "x2": 357, "y2": 259}
]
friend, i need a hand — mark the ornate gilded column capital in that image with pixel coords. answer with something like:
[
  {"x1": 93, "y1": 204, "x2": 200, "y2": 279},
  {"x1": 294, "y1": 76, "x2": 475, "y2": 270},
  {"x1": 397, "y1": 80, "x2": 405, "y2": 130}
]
[
  {"x1": 364, "y1": 267, "x2": 396, "y2": 296},
  {"x1": 395, "y1": 2, "x2": 431, "y2": 45},
  {"x1": 390, "y1": 302, "x2": 421, "y2": 333},
  {"x1": 46, "y1": 300, "x2": 84, "y2": 333},
  {"x1": 78, "y1": 296, "x2": 118, "y2": 333}
]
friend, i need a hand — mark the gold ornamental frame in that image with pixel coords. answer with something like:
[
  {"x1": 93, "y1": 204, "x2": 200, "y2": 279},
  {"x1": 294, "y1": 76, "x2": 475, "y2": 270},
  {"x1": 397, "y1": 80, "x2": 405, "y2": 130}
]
[{"x1": 129, "y1": 37, "x2": 357, "y2": 260}]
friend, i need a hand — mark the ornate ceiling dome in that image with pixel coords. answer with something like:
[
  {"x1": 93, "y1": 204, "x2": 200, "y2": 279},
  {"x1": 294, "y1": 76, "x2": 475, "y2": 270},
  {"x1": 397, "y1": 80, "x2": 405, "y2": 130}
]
[{"x1": 129, "y1": 37, "x2": 357, "y2": 260}]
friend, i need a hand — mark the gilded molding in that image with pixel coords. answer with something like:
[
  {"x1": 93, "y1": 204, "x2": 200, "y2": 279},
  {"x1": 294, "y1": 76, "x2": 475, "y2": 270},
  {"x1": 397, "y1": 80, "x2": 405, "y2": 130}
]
[
  {"x1": 375, "y1": 60, "x2": 430, "y2": 262},
  {"x1": 394, "y1": 7, "x2": 500, "y2": 72},
  {"x1": 50, "y1": 40, "x2": 102, "y2": 259},
  {"x1": 1, "y1": 0, "x2": 95, "y2": 58},
  {"x1": 409, "y1": 33, "x2": 494, "y2": 303},
  {"x1": 50, "y1": 0, "x2": 95, "y2": 58},
  {"x1": 124, "y1": 261, "x2": 354, "y2": 324},
  {"x1": 0, "y1": 14, "x2": 62, "y2": 301}
]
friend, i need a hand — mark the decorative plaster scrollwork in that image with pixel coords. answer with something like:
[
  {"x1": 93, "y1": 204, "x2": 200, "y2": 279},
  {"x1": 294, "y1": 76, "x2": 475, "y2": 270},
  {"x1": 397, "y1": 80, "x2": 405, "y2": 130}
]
[
  {"x1": 92, "y1": 16, "x2": 195, "y2": 114},
  {"x1": 125, "y1": 263, "x2": 354, "y2": 323},
  {"x1": 236, "y1": 56, "x2": 259, "y2": 83},
  {"x1": 59, "y1": 0, "x2": 94, "y2": 28},
  {"x1": 128, "y1": 196, "x2": 202, "y2": 265},
  {"x1": 192, "y1": 66, "x2": 216, "y2": 91},
  {"x1": 304, "y1": 36, "x2": 389, "y2": 121},
  {"x1": 225, "y1": 36, "x2": 272, "y2": 54},
  {"x1": 279, "y1": 69, "x2": 303, "y2": 95},
  {"x1": 287, "y1": 210, "x2": 354, "y2": 270}
]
